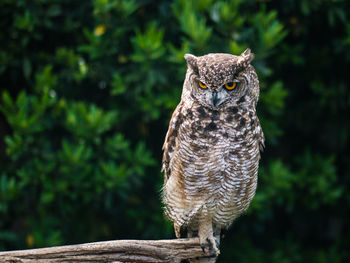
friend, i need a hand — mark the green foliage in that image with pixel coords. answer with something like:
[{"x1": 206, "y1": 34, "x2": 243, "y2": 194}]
[{"x1": 0, "y1": 0, "x2": 349, "y2": 262}]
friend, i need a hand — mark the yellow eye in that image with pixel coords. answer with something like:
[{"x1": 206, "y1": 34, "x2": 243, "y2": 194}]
[
  {"x1": 198, "y1": 81, "x2": 207, "y2": 89},
  {"x1": 224, "y1": 82, "x2": 237, "y2": 91}
]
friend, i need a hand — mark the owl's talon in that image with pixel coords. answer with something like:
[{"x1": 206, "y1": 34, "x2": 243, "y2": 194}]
[
  {"x1": 206, "y1": 237, "x2": 213, "y2": 252},
  {"x1": 200, "y1": 243, "x2": 206, "y2": 253},
  {"x1": 215, "y1": 240, "x2": 220, "y2": 250},
  {"x1": 199, "y1": 236, "x2": 219, "y2": 256},
  {"x1": 214, "y1": 235, "x2": 220, "y2": 249},
  {"x1": 207, "y1": 237, "x2": 220, "y2": 256}
]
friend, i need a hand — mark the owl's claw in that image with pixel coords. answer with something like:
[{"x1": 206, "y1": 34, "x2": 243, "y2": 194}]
[
  {"x1": 208, "y1": 237, "x2": 220, "y2": 256},
  {"x1": 198, "y1": 217, "x2": 220, "y2": 256},
  {"x1": 201, "y1": 243, "x2": 206, "y2": 253},
  {"x1": 214, "y1": 234, "x2": 220, "y2": 249},
  {"x1": 199, "y1": 236, "x2": 220, "y2": 256}
]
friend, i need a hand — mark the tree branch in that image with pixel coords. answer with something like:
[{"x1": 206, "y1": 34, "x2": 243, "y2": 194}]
[{"x1": 0, "y1": 238, "x2": 214, "y2": 263}]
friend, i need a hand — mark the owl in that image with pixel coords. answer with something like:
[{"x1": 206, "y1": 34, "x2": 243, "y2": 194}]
[{"x1": 161, "y1": 49, "x2": 264, "y2": 261}]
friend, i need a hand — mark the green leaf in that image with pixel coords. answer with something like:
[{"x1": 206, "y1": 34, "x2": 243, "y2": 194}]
[{"x1": 111, "y1": 73, "x2": 127, "y2": 95}]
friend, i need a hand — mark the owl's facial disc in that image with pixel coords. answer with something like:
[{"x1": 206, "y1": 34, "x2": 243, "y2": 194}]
[
  {"x1": 203, "y1": 86, "x2": 233, "y2": 109},
  {"x1": 195, "y1": 79, "x2": 239, "y2": 109},
  {"x1": 208, "y1": 81, "x2": 241, "y2": 108}
]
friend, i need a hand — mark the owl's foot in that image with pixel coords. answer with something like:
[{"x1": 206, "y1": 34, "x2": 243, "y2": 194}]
[
  {"x1": 199, "y1": 235, "x2": 220, "y2": 256},
  {"x1": 174, "y1": 224, "x2": 181, "y2": 238},
  {"x1": 198, "y1": 216, "x2": 220, "y2": 256},
  {"x1": 214, "y1": 234, "x2": 220, "y2": 249}
]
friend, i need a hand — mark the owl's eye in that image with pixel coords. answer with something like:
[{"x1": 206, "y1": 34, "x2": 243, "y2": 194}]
[
  {"x1": 224, "y1": 82, "x2": 237, "y2": 91},
  {"x1": 198, "y1": 81, "x2": 207, "y2": 89}
]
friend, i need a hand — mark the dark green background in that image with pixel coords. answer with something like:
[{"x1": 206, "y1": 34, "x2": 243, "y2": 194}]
[{"x1": 0, "y1": 0, "x2": 349, "y2": 262}]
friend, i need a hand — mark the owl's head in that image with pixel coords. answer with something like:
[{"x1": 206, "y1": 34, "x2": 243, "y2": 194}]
[{"x1": 183, "y1": 49, "x2": 259, "y2": 110}]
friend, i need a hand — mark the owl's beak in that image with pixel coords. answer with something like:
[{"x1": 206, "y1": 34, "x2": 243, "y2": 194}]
[{"x1": 212, "y1": 91, "x2": 218, "y2": 107}]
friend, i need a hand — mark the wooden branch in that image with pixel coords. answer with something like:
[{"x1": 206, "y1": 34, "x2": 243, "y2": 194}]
[{"x1": 0, "y1": 238, "x2": 215, "y2": 263}]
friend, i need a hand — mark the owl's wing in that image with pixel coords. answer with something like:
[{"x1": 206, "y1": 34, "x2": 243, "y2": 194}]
[
  {"x1": 256, "y1": 118, "x2": 265, "y2": 152},
  {"x1": 162, "y1": 103, "x2": 184, "y2": 184}
]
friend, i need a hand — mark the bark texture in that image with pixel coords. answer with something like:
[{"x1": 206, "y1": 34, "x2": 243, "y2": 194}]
[{"x1": 0, "y1": 238, "x2": 216, "y2": 263}]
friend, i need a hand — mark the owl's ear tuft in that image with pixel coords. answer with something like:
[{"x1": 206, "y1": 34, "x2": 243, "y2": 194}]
[
  {"x1": 235, "y1": 49, "x2": 254, "y2": 73},
  {"x1": 240, "y1": 48, "x2": 254, "y2": 64},
  {"x1": 184, "y1": 54, "x2": 199, "y2": 75}
]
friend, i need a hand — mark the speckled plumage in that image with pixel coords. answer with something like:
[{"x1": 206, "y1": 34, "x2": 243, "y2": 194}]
[{"x1": 162, "y1": 49, "x2": 264, "y2": 261}]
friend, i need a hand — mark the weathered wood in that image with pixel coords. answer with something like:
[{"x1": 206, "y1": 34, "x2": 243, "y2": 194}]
[{"x1": 0, "y1": 238, "x2": 215, "y2": 263}]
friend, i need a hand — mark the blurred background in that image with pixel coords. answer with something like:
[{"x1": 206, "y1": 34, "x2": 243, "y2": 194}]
[{"x1": 0, "y1": 0, "x2": 349, "y2": 262}]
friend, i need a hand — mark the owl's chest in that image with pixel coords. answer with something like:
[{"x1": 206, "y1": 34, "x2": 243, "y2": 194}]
[
  {"x1": 177, "y1": 104, "x2": 259, "y2": 190},
  {"x1": 181, "y1": 105, "x2": 253, "y2": 146}
]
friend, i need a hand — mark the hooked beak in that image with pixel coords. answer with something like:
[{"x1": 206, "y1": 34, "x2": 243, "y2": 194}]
[{"x1": 212, "y1": 91, "x2": 218, "y2": 107}]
